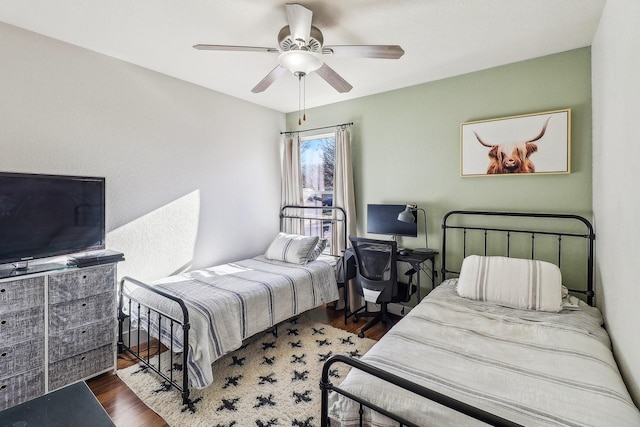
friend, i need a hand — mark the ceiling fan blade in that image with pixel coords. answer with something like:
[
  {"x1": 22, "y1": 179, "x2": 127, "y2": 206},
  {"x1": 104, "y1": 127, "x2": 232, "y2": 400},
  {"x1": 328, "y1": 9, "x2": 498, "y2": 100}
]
[
  {"x1": 323, "y1": 45, "x2": 405, "y2": 59},
  {"x1": 285, "y1": 3, "x2": 313, "y2": 44},
  {"x1": 193, "y1": 44, "x2": 279, "y2": 53},
  {"x1": 315, "y1": 63, "x2": 353, "y2": 93},
  {"x1": 251, "y1": 65, "x2": 287, "y2": 93}
]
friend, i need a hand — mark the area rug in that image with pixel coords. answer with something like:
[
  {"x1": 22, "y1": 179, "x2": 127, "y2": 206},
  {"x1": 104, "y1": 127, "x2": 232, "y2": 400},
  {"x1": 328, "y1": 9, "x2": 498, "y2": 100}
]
[{"x1": 117, "y1": 315, "x2": 376, "y2": 427}]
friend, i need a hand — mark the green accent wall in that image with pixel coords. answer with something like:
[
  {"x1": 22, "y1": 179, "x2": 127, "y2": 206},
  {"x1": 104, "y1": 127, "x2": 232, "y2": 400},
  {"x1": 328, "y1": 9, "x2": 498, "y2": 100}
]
[{"x1": 286, "y1": 48, "x2": 592, "y2": 256}]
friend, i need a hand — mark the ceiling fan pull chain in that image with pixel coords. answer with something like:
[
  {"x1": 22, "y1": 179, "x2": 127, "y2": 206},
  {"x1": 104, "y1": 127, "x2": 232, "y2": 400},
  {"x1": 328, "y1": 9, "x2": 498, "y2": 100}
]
[
  {"x1": 303, "y1": 74, "x2": 307, "y2": 122},
  {"x1": 298, "y1": 73, "x2": 302, "y2": 125}
]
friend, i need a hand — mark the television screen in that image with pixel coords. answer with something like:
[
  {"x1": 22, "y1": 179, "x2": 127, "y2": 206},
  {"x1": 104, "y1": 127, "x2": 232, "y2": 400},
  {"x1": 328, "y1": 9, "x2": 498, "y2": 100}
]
[
  {"x1": 0, "y1": 172, "x2": 105, "y2": 265},
  {"x1": 367, "y1": 204, "x2": 417, "y2": 237}
]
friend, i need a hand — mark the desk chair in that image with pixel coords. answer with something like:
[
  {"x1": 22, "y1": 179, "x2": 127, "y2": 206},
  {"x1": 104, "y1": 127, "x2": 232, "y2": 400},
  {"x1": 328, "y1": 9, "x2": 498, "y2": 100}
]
[{"x1": 349, "y1": 236, "x2": 416, "y2": 338}]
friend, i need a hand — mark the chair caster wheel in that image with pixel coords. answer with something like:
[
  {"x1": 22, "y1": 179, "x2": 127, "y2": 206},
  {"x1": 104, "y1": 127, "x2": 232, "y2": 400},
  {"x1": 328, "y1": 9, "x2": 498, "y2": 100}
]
[{"x1": 358, "y1": 332, "x2": 364, "y2": 338}]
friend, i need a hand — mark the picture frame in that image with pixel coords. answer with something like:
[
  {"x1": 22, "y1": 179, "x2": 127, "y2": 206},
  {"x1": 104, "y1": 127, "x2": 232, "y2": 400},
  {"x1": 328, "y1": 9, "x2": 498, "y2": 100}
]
[{"x1": 460, "y1": 109, "x2": 571, "y2": 176}]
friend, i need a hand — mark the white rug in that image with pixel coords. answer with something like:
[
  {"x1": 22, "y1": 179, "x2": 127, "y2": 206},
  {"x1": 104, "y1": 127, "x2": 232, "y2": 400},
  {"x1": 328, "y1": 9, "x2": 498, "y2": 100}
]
[{"x1": 117, "y1": 315, "x2": 376, "y2": 427}]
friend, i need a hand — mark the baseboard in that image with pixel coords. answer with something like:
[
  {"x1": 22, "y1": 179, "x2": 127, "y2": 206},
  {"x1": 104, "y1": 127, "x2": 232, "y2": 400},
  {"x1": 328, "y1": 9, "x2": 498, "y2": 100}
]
[
  {"x1": 120, "y1": 326, "x2": 149, "y2": 348},
  {"x1": 388, "y1": 302, "x2": 412, "y2": 317}
]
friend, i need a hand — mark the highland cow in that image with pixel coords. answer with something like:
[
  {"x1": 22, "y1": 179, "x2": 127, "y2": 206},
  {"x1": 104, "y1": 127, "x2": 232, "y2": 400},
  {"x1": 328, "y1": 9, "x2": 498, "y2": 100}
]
[{"x1": 475, "y1": 117, "x2": 551, "y2": 174}]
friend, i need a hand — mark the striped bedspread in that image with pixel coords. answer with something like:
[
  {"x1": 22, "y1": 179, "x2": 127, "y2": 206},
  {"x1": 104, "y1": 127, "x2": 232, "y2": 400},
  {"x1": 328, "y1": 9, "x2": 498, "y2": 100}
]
[
  {"x1": 329, "y1": 279, "x2": 640, "y2": 426},
  {"x1": 126, "y1": 255, "x2": 339, "y2": 389}
]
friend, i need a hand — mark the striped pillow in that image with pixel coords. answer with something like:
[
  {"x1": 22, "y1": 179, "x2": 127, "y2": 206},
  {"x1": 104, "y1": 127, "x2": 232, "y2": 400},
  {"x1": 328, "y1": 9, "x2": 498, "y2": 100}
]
[
  {"x1": 264, "y1": 233, "x2": 319, "y2": 264},
  {"x1": 457, "y1": 255, "x2": 563, "y2": 312},
  {"x1": 307, "y1": 238, "x2": 328, "y2": 262}
]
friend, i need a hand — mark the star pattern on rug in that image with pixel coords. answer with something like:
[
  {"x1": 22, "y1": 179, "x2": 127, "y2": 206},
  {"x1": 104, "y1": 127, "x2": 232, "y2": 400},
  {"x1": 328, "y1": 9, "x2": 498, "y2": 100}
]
[
  {"x1": 289, "y1": 339, "x2": 303, "y2": 348},
  {"x1": 291, "y1": 353, "x2": 307, "y2": 364},
  {"x1": 292, "y1": 417, "x2": 315, "y2": 427},
  {"x1": 254, "y1": 393, "x2": 277, "y2": 408},
  {"x1": 293, "y1": 390, "x2": 313, "y2": 403},
  {"x1": 258, "y1": 373, "x2": 277, "y2": 385},
  {"x1": 292, "y1": 368, "x2": 310, "y2": 382},
  {"x1": 229, "y1": 355, "x2": 245, "y2": 367},
  {"x1": 318, "y1": 351, "x2": 333, "y2": 362},
  {"x1": 216, "y1": 397, "x2": 240, "y2": 412},
  {"x1": 315, "y1": 338, "x2": 332, "y2": 347},
  {"x1": 262, "y1": 356, "x2": 276, "y2": 365},
  {"x1": 181, "y1": 397, "x2": 202, "y2": 414},
  {"x1": 255, "y1": 419, "x2": 278, "y2": 427},
  {"x1": 222, "y1": 375, "x2": 243, "y2": 389},
  {"x1": 262, "y1": 341, "x2": 277, "y2": 350},
  {"x1": 340, "y1": 336, "x2": 355, "y2": 345}
]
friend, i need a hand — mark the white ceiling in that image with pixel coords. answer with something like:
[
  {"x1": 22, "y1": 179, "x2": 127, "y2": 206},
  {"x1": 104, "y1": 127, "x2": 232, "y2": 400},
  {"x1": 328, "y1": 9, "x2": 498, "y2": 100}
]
[{"x1": 0, "y1": 0, "x2": 605, "y2": 114}]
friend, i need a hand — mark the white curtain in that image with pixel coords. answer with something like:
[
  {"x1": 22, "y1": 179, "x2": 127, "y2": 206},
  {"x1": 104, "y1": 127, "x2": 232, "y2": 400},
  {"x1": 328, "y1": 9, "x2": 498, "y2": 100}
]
[
  {"x1": 281, "y1": 134, "x2": 303, "y2": 234},
  {"x1": 333, "y1": 127, "x2": 361, "y2": 311},
  {"x1": 332, "y1": 127, "x2": 357, "y2": 254}
]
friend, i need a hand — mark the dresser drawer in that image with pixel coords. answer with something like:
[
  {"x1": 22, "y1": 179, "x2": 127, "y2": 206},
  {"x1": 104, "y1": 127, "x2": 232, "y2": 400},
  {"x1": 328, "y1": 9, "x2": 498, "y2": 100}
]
[
  {"x1": 0, "y1": 277, "x2": 44, "y2": 314},
  {"x1": 49, "y1": 293, "x2": 114, "y2": 334},
  {"x1": 48, "y1": 345, "x2": 114, "y2": 391},
  {"x1": 0, "y1": 367, "x2": 45, "y2": 411},
  {"x1": 0, "y1": 306, "x2": 44, "y2": 345},
  {"x1": 48, "y1": 264, "x2": 116, "y2": 304},
  {"x1": 0, "y1": 338, "x2": 44, "y2": 379},
  {"x1": 48, "y1": 318, "x2": 114, "y2": 363}
]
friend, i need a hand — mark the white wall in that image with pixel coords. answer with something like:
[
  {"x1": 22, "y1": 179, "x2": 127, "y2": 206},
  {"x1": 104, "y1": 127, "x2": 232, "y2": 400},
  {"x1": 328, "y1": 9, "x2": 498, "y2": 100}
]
[
  {"x1": 592, "y1": 0, "x2": 640, "y2": 405},
  {"x1": 0, "y1": 23, "x2": 285, "y2": 282}
]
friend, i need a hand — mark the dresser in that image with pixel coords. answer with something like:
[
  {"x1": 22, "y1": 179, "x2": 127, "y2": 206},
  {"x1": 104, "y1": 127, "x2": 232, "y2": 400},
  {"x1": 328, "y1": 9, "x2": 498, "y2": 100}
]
[{"x1": 0, "y1": 261, "x2": 119, "y2": 411}]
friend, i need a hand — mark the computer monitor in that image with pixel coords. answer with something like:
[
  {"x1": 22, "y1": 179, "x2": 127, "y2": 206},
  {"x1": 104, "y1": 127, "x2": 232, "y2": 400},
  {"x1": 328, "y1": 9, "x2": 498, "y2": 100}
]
[{"x1": 367, "y1": 204, "x2": 417, "y2": 237}]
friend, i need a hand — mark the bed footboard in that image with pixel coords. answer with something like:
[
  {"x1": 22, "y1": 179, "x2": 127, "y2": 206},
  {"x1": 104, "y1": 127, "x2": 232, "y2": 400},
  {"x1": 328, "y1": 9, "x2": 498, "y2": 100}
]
[
  {"x1": 117, "y1": 276, "x2": 191, "y2": 404},
  {"x1": 320, "y1": 355, "x2": 522, "y2": 427}
]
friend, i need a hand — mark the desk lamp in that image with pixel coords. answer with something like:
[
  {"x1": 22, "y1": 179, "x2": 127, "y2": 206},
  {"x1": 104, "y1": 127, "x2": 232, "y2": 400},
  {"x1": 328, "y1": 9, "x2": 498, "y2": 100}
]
[{"x1": 397, "y1": 204, "x2": 429, "y2": 252}]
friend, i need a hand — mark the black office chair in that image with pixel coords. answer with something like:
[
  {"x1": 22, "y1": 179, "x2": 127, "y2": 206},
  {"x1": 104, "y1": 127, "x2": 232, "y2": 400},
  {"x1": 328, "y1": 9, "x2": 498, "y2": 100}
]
[{"x1": 349, "y1": 236, "x2": 416, "y2": 338}]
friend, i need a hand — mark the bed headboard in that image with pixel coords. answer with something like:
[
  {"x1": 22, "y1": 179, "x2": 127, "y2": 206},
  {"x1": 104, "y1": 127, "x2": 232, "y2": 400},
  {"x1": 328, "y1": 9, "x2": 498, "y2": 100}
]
[
  {"x1": 279, "y1": 205, "x2": 347, "y2": 255},
  {"x1": 441, "y1": 210, "x2": 596, "y2": 306}
]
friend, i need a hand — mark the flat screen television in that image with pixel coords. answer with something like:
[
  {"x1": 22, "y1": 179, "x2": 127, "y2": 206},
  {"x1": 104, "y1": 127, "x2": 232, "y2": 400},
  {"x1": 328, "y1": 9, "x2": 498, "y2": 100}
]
[
  {"x1": 367, "y1": 204, "x2": 417, "y2": 237},
  {"x1": 0, "y1": 172, "x2": 106, "y2": 266}
]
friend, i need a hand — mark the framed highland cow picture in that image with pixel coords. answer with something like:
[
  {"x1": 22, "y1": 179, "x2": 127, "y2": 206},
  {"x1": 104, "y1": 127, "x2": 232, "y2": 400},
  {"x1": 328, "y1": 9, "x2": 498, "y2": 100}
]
[{"x1": 460, "y1": 109, "x2": 571, "y2": 177}]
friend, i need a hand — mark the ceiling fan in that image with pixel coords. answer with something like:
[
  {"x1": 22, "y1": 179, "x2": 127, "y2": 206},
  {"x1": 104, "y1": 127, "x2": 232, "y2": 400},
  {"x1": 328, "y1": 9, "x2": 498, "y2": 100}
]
[{"x1": 193, "y1": 3, "x2": 405, "y2": 94}]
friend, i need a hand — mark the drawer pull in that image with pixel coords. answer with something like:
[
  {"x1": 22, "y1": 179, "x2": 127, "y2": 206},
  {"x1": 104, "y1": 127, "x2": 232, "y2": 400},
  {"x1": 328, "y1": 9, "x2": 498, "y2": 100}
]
[
  {"x1": 82, "y1": 330, "x2": 86, "y2": 334},
  {"x1": 0, "y1": 289, "x2": 5, "y2": 293},
  {"x1": 81, "y1": 356, "x2": 86, "y2": 361},
  {"x1": 82, "y1": 275, "x2": 87, "y2": 279},
  {"x1": 0, "y1": 385, "x2": 6, "y2": 390},
  {"x1": 1, "y1": 320, "x2": 6, "y2": 325},
  {"x1": 1, "y1": 352, "x2": 6, "y2": 357},
  {"x1": 82, "y1": 303, "x2": 87, "y2": 307}
]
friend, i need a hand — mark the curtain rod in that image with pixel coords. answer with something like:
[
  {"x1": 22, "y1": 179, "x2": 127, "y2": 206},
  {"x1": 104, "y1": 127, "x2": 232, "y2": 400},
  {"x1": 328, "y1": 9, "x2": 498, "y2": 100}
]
[{"x1": 280, "y1": 121, "x2": 353, "y2": 135}]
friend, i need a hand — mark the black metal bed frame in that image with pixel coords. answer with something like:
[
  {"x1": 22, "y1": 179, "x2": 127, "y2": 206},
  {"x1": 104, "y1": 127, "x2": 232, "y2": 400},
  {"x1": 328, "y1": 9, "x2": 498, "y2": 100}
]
[
  {"x1": 320, "y1": 210, "x2": 596, "y2": 427},
  {"x1": 117, "y1": 205, "x2": 347, "y2": 405},
  {"x1": 441, "y1": 210, "x2": 595, "y2": 306}
]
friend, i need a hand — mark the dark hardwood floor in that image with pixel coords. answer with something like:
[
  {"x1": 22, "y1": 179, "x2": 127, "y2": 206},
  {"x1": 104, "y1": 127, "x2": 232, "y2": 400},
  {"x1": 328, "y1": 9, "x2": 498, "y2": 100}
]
[{"x1": 87, "y1": 305, "x2": 392, "y2": 427}]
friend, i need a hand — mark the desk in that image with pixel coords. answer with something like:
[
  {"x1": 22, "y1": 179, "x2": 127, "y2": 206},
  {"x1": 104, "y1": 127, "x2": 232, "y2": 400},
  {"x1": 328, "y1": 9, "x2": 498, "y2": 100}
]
[
  {"x1": 0, "y1": 382, "x2": 115, "y2": 427},
  {"x1": 339, "y1": 248, "x2": 438, "y2": 304},
  {"x1": 396, "y1": 250, "x2": 438, "y2": 302}
]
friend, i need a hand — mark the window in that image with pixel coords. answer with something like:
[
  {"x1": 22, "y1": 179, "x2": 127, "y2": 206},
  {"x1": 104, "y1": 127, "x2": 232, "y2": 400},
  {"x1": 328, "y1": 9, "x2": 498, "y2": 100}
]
[
  {"x1": 301, "y1": 133, "x2": 335, "y2": 208},
  {"x1": 300, "y1": 133, "x2": 335, "y2": 248}
]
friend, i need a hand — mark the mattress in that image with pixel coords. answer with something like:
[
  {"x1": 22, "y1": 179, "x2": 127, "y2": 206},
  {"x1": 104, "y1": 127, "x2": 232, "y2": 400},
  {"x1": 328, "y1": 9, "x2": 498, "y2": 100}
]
[
  {"x1": 328, "y1": 279, "x2": 640, "y2": 426},
  {"x1": 124, "y1": 255, "x2": 339, "y2": 388}
]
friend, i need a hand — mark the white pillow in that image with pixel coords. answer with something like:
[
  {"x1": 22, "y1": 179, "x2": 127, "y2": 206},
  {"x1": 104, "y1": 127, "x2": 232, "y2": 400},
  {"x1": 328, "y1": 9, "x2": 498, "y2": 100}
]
[
  {"x1": 457, "y1": 255, "x2": 563, "y2": 312},
  {"x1": 264, "y1": 233, "x2": 319, "y2": 264},
  {"x1": 307, "y1": 238, "x2": 328, "y2": 262}
]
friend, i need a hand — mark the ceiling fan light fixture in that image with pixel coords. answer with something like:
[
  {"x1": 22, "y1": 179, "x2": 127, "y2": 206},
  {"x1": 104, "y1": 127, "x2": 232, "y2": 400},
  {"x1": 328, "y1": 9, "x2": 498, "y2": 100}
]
[{"x1": 278, "y1": 50, "x2": 323, "y2": 75}]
